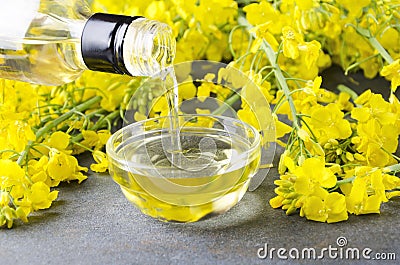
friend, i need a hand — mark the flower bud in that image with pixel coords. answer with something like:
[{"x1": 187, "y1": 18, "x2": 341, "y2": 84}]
[
  {"x1": 286, "y1": 205, "x2": 297, "y2": 215},
  {"x1": 0, "y1": 192, "x2": 10, "y2": 207}
]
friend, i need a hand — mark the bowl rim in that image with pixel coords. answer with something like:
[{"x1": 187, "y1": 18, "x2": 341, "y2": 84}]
[{"x1": 106, "y1": 114, "x2": 261, "y2": 170}]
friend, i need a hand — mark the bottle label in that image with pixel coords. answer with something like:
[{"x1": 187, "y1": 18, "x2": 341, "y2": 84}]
[{"x1": 0, "y1": 0, "x2": 40, "y2": 50}]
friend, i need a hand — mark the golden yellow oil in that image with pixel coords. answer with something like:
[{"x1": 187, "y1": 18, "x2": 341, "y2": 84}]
[
  {"x1": 109, "y1": 130, "x2": 260, "y2": 222},
  {"x1": 0, "y1": 39, "x2": 85, "y2": 85}
]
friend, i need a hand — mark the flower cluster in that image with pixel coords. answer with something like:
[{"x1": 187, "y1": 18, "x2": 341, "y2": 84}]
[
  {"x1": 0, "y1": 72, "x2": 140, "y2": 227},
  {"x1": 0, "y1": 0, "x2": 242, "y2": 228},
  {"x1": 2, "y1": 0, "x2": 400, "y2": 227},
  {"x1": 232, "y1": 0, "x2": 400, "y2": 223},
  {"x1": 92, "y1": 0, "x2": 239, "y2": 62},
  {"x1": 120, "y1": 0, "x2": 400, "y2": 223}
]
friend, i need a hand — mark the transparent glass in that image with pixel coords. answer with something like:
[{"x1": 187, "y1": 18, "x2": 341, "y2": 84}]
[
  {"x1": 106, "y1": 114, "x2": 261, "y2": 223},
  {"x1": 123, "y1": 18, "x2": 175, "y2": 77},
  {"x1": 124, "y1": 61, "x2": 276, "y2": 191},
  {"x1": 0, "y1": 0, "x2": 90, "y2": 85},
  {"x1": 0, "y1": 0, "x2": 175, "y2": 85}
]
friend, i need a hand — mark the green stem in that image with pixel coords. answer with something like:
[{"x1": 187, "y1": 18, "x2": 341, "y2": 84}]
[
  {"x1": 17, "y1": 96, "x2": 102, "y2": 166},
  {"x1": 349, "y1": 23, "x2": 394, "y2": 64},
  {"x1": 337, "y1": 85, "x2": 359, "y2": 102},
  {"x1": 272, "y1": 94, "x2": 288, "y2": 114},
  {"x1": 381, "y1": 146, "x2": 400, "y2": 161},
  {"x1": 249, "y1": 49, "x2": 262, "y2": 74},
  {"x1": 212, "y1": 93, "x2": 241, "y2": 115},
  {"x1": 91, "y1": 110, "x2": 120, "y2": 131},
  {"x1": 237, "y1": 15, "x2": 300, "y2": 129},
  {"x1": 71, "y1": 110, "x2": 120, "y2": 143},
  {"x1": 384, "y1": 163, "x2": 400, "y2": 173},
  {"x1": 89, "y1": 110, "x2": 120, "y2": 131},
  {"x1": 228, "y1": 24, "x2": 247, "y2": 58},
  {"x1": 36, "y1": 96, "x2": 102, "y2": 140},
  {"x1": 262, "y1": 40, "x2": 300, "y2": 129},
  {"x1": 335, "y1": 162, "x2": 400, "y2": 188},
  {"x1": 336, "y1": 176, "x2": 355, "y2": 186},
  {"x1": 344, "y1": 53, "x2": 379, "y2": 75},
  {"x1": 328, "y1": 176, "x2": 355, "y2": 192},
  {"x1": 16, "y1": 141, "x2": 33, "y2": 166},
  {"x1": 368, "y1": 37, "x2": 394, "y2": 64},
  {"x1": 71, "y1": 140, "x2": 95, "y2": 152}
]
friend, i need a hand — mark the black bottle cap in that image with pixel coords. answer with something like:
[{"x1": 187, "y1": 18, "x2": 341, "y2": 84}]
[{"x1": 81, "y1": 13, "x2": 141, "y2": 75}]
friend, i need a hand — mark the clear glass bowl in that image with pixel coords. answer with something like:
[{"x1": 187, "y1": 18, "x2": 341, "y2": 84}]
[{"x1": 106, "y1": 114, "x2": 261, "y2": 222}]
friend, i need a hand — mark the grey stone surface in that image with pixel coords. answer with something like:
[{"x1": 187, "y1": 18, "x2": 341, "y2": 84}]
[{"x1": 0, "y1": 147, "x2": 399, "y2": 265}]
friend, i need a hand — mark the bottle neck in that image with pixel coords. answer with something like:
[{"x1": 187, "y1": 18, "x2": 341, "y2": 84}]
[
  {"x1": 81, "y1": 13, "x2": 176, "y2": 77},
  {"x1": 81, "y1": 13, "x2": 140, "y2": 75}
]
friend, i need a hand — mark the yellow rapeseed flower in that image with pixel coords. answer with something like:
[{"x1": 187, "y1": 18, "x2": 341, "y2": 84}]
[
  {"x1": 281, "y1": 26, "x2": 304, "y2": 59},
  {"x1": 300, "y1": 193, "x2": 348, "y2": 223},
  {"x1": 47, "y1": 131, "x2": 71, "y2": 153},
  {"x1": 299, "y1": 40, "x2": 321, "y2": 69},
  {"x1": 346, "y1": 177, "x2": 382, "y2": 215},
  {"x1": 380, "y1": 59, "x2": 400, "y2": 92},
  {"x1": 6, "y1": 121, "x2": 36, "y2": 153},
  {"x1": 336, "y1": 0, "x2": 371, "y2": 19},
  {"x1": 308, "y1": 103, "x2": 352, "y2": 143},
  {"x1": 0, "y1": 159, "x2": 27, "y2": 199},
  {"x1": 295, "y1": 0, "x2": 315, "y2": 11},
  {"x1": 293, "y1": 157, "x2": 336, "y2": 196},
  {"x1": 47, "y1": 149, "x2": 88, "y2": 185},
  {"x1": 22, "y1": 182, "x2": 58, "y2": 211},
  {"x1": 90, "y1": 151, "x2": 109, "y2": 173},
  {"x1": 81, "y1": 130, "x2": 111, "y2": 151},
  {"x1": 237, "y1": 105, "x2": 260, "y2": 131},
  {"x1": 352, "y1": 93, "x2": 396, "y2": 125}
]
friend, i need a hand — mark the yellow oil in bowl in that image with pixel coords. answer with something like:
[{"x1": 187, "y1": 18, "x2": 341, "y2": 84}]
[{"x1": 107, "y1": 115, "x2": 261, "y2": 222}]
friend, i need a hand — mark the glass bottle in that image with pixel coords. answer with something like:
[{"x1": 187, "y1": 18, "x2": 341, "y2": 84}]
[{"x1": 0, "y1": 0, "x2": 175, "y2": 86}]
